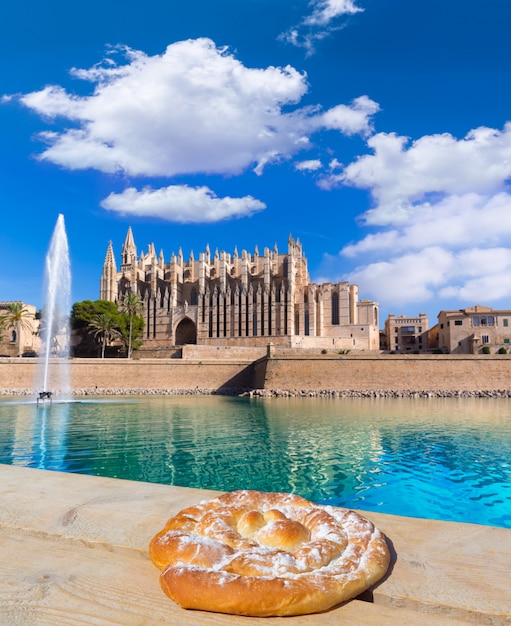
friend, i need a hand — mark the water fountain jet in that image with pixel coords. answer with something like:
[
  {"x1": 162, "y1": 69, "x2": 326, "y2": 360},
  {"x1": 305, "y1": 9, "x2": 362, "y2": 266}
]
[{"x1": 36, "y1": 214, "x2": 72, "y2": 400}]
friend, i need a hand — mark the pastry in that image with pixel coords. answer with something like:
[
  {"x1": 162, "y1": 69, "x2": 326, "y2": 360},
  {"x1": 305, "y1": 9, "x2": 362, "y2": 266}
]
[{"x1": 149, "y1": 490, "x2": 390, "y2": 617}]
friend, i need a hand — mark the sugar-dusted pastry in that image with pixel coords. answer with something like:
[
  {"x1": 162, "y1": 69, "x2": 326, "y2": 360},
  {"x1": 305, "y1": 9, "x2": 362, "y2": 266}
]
[{"x1": 150, "y1": 490, "x2": 390, "y2": 617}]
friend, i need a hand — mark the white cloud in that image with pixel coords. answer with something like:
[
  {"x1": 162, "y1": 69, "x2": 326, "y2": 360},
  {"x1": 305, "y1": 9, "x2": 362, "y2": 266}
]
[
  {"x1": 295, "y1": 159, "x2": 323, "y2": 171},
  {"x1": 319, "y1": 121, "x2": 511, "y2": 313},
  {"x1": 344, "y1": 245, "x2": 511, "y2": 308},
  {"x1": 328, "y1": 124, "x2": 511, "y2": 225},
  {"x1": 304, "y1": 0, "x2": 364, "y2": 27},
  {"x1": 342, "y1": 192, "x2": 511, "y2": 256},
  {"x1": 320, "y1": 96, "x2": 379, "y2": 136},
  {"x1": 439, "y1": 248, "x2": 511, "y2": 302},
  {"x1": 100, "y1": 185, "x2": 266, "y2": 223},
  {"x1": 15, "y1": 38, "x2": 378, "y2": 178},
  {"x1": 334, "y1": 192, "x2": 511, "y2": 310},
  {"x1": 345, "y1": 247, "x2": 454, "y2": 305},
  {"x1": 21, "y1": 85, "x2": 85, "y2": 119},
  {"x1": 281, "y1": 0, "x2": 363, "y2": 54}
]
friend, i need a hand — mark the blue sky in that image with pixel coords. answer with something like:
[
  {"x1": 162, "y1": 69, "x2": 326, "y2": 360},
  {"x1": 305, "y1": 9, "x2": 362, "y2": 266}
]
[{"x1": 2, "y1": 0, "x2": 511, "y2": 326}]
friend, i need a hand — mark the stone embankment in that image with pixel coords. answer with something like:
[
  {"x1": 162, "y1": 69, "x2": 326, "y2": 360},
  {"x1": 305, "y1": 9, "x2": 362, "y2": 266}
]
[
  {"x1": 2, "y1": 353, "x2": 511, "y2": 397},
  {"x1": 0, "y1": 387, "x2": 247, "y2": 397},
  {"x1": 3, "y1": 387, "x2": 511, "y2": 399},
  {"x1": 242, "y1": 388, "x2": 511, "y2": 398}
]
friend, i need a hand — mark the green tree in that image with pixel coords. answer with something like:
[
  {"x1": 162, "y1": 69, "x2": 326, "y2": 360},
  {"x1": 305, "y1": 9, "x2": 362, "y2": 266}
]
[
  {"x1": 88, "y1": 313, "x2": 121, "y2": 358},
  {"x1": 4, "y1": 302, "x2": 33, "y2": 357},
  {"x1": 72, "y1": 300, "x2": 121, "y2": 335},
  {"x1": 119, "y1": 292, "x2": 144, "y2": 358}
]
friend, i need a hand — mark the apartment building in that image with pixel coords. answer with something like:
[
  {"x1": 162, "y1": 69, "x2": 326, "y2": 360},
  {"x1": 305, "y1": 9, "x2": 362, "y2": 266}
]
[
  {"x1": 437, "y1": 305, "x2": 511, "y2": 354},
  {"x1": 383, "y1": 313, "x2": 430, "y2": 353}
]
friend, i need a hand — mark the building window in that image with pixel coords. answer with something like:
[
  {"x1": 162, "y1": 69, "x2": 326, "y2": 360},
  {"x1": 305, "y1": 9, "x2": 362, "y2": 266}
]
[
  {"x1": 482, "y1": 335, "x2": 489, "y2": 344},
  {"x1": 454, "y1": 320, "x2": 462, "y2": 326},
  {"x1": 504, "y1": 319, "x2": 509, "y2": 327},
  {"x1": 504, "y1": 338, "x2": 510, "y2": 344},
  {"x1": 479, "y1": 316, "x2": 494, "y2": 326},
  {"x1": 473, "y1": 317, "x2": 479, "y2": 326},
  {"x1": 190, "y1": 288, "x2": 198, "y2": 305},
  {"x1": 331, "y1": 292, "x2": 339, "y2": 325}
]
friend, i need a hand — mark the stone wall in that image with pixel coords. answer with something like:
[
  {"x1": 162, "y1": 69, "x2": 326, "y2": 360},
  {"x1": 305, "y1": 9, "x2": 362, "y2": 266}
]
[
  {"x1": 0, "y1": 358, "x2": 256, "y2": 395},
  {"x1": 181, "y1": 345, "x2": 267, "y2": 360},
  {"x1": 1, "y1": 354, "x2": 511, "y2": 396},
  {"x1": 259, "y1": 354, "x2": 511, "y2": 393}
]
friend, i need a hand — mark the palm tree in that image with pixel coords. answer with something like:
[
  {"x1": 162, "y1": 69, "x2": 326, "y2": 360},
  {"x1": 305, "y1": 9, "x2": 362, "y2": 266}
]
[
  {"x1": 0, "y1": 313, "x2": 7, "y2": 342},
  {"x1": 88, "y1": 313, "x2": 121, "y2": 358},
  {"x1": 119, "y1": 292, "x2": 144, "y2": 358},
  {"x1": 4, "y1": 302, "x2": 33, "y2": 357}
]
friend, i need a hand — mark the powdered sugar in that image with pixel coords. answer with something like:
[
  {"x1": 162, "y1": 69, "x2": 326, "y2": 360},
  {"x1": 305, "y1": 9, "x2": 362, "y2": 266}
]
[{"x1": 151, "y1": 490, "x2": 391, "y2": 613}]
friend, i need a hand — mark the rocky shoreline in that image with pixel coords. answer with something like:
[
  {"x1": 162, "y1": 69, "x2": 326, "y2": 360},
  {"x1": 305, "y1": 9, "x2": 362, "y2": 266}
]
[{"x1": 2, "y1": 387, "x2": 511, "y2": 398}]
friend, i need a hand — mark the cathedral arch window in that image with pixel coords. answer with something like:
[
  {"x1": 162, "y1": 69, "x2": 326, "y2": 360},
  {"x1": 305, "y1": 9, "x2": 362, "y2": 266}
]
[
  {"x1": 190, "y1": 288, "x2": 198, "y2": 305},
  {"x1": 332, "y1": 292, "x2": 339, "y2": 325}
]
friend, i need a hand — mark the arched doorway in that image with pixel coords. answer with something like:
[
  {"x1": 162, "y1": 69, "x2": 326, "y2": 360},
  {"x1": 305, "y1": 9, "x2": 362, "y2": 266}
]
[{"x1": 175, "y1": 318, "x2": 197, "y2": 345}]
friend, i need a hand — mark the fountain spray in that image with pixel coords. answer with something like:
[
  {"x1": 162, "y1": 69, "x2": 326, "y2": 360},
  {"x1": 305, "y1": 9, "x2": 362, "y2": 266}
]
[{"x1": 37, "y1": 214, "x2": 72, "y2": 399}]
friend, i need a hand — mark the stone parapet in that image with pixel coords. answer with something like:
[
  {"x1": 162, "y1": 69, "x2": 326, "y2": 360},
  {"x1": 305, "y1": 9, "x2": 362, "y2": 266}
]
[{"x1": 261, "y1": 354, "x2": 511, "y2": 392}]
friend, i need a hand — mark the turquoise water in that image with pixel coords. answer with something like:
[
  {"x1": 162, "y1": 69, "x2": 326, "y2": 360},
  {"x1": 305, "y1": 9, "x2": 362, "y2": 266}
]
[{"x1": 0, "y1": 395, "x2": 510, "y2": 528}]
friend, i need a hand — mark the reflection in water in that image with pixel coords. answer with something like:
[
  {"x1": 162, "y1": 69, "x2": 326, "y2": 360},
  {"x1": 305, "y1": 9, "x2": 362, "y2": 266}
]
[
  {"x1": 0, "y1": 396, "x2": 509, "y2": 528},
  {"x1": 2, "y1": 401, "x2": 71, "y2": 471}
]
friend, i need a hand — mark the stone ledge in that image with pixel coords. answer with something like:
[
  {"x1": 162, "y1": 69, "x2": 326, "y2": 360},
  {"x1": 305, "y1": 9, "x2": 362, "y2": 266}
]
[{"x1": 0, "y1": 465, "x2": 509, "y2": 624}]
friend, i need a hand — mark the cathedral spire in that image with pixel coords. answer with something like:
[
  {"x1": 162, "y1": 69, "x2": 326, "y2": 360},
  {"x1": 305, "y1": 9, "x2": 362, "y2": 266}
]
[
  {"x1": 100, "y1": 241, "x2": 118, "y2": 302},
  {"x1": 104, "y1": 240, "x2": 116, "y2": 270},
  {"x1": 121, "y1": 227, "x2": 137, "y2": 267}
]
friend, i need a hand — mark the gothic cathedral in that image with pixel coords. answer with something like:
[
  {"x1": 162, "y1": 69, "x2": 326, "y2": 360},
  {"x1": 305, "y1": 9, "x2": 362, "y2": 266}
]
[{"x1": 100, "y1": 229, "x2": 379, "y2": 351}]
